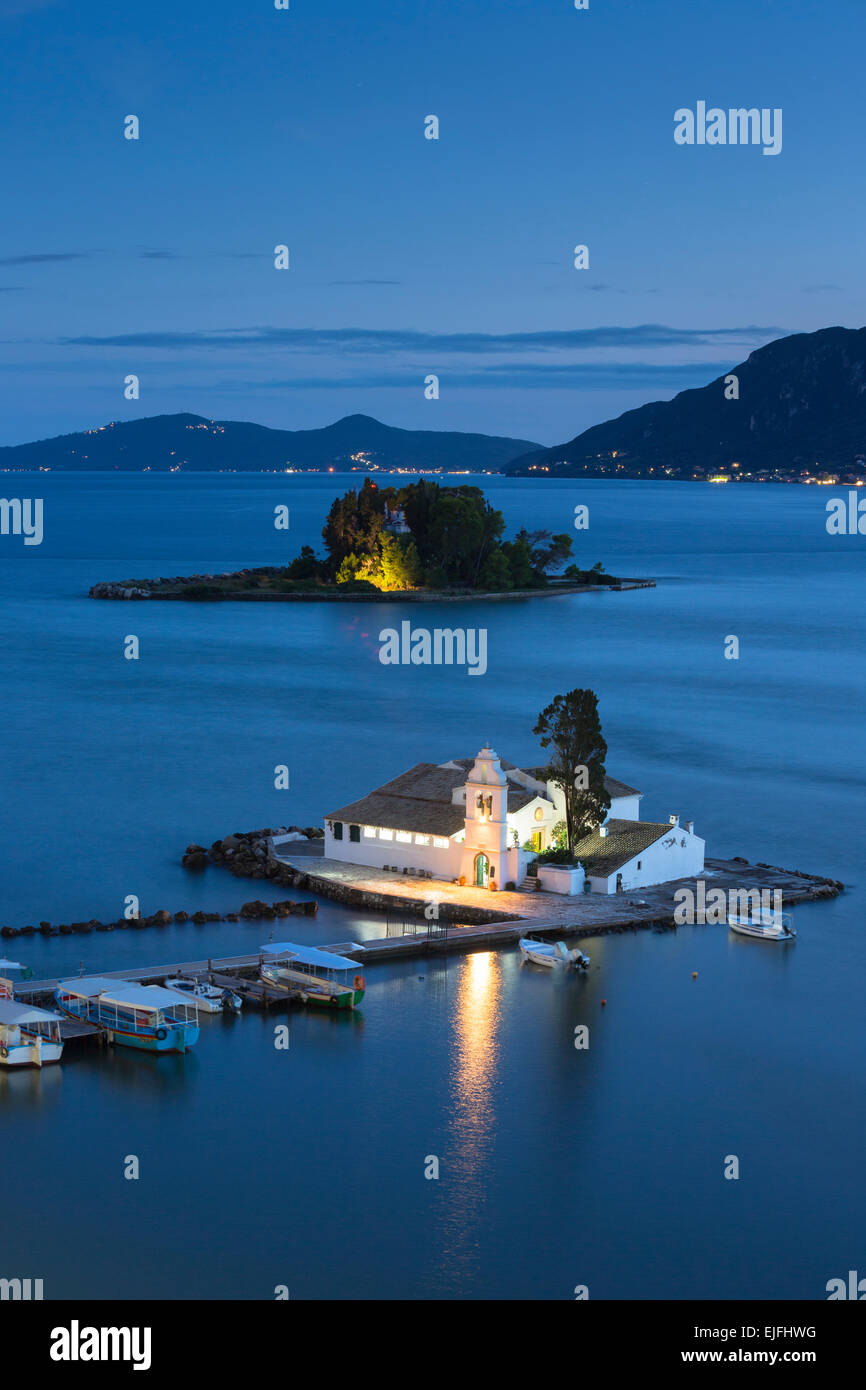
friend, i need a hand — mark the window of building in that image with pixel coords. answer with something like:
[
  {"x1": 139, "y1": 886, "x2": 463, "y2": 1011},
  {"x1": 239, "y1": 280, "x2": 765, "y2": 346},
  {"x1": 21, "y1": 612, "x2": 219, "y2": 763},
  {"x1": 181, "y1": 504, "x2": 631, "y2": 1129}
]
[
  {"x1": 396, "y1": 831, "x2": 412, "y2": 844},
  {"x1": 349, "y1": 824, "x2": 360, "y2": 842},
  {"x1": 637, "y1": 860, "x2": 642, "y2": 870},
  {"x1": 333, "y1": 822, "x2": 343, "y2": 840},
  {"x1": 363, "y1": 826, "x2": 376, "y2": 838},
  {"x1": 415, "y1": 834, "x2": 430, "y2": 845},
  {"x1": 379, "y1": 829, "x2": 393, "y2": 840},
  {"x1": 433, "y1": 836, "x2": 449, "y2": 849}
]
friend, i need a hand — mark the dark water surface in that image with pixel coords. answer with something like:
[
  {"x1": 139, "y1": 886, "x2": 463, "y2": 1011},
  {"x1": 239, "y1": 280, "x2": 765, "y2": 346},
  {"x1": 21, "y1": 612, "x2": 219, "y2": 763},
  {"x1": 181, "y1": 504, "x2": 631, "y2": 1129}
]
[{"x1": 1, "y1": 474, "x2": 863, "y2": 1298}]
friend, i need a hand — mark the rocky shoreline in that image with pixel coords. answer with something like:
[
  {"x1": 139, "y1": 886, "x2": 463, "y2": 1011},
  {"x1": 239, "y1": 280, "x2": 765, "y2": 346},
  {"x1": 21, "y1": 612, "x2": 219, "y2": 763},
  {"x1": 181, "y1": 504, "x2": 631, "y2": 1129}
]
[{"x1": 89, "y1": 571, "x2": 654, "y2": 602}]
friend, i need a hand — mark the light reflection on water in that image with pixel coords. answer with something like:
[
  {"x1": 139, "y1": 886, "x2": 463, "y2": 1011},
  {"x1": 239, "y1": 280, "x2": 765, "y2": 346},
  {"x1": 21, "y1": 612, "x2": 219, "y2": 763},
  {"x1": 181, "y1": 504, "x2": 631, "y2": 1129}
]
[{"x1": 434, "y1": 952, "x2": 502, "y2": 1289}]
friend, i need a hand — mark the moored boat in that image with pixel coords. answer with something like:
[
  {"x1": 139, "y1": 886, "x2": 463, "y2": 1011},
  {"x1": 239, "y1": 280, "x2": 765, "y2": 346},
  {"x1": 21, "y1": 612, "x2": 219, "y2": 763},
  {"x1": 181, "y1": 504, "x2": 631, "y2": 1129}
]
[
  {"x1": 519, "y1": 937, "x2": 591, "y2": 970},
  {"x1": 0, "y1": 957, "x2": 33, "y2": 983},
  {"x1": 260, "y1": 942, "x2": 366, "y2": 1010},
  {"x1": 728, "y1": 911, "x2": 796, "y2": 942},
  {"x1": 164, "y1": 977, "x2": 241, "y2": 1013},
  {"x1": 55, "y1": 978, "x2": 200, "y2": 1052},
  {"x1": 0, "y1": 998, "x2": 64, "y2": 1067}
]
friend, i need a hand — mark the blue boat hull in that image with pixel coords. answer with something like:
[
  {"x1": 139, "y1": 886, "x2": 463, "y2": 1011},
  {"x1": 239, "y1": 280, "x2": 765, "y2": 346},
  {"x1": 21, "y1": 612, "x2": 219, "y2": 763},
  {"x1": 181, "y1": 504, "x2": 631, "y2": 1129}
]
[
  {"x1": 104, "y1": 1023, "x2": 199, "y2": 1053},
  {"x1": 54, "y1": 995, "x2": 198, "y2": 1053}
]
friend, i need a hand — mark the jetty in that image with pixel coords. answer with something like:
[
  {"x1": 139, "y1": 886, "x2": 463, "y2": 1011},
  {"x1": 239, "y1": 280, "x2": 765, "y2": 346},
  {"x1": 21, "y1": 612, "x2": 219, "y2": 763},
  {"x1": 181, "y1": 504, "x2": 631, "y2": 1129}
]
[{"x1": 14, "y1": 847, "x2": 844, "y2": 1020}]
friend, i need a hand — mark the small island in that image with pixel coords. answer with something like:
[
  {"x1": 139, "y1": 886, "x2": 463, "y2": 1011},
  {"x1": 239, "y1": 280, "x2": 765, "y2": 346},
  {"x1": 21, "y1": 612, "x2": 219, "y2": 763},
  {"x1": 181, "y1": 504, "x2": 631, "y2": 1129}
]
[{"x1": 89, "y1": 477, "x2": 652, "y2": 601}]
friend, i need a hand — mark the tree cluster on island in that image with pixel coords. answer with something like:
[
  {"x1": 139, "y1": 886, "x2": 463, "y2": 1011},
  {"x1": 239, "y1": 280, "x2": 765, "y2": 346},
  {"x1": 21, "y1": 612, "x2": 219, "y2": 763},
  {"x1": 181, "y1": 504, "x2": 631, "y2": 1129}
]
[
  {"x1": 285, "y1": 477, "x2": 608, "y2": 592},
  {"x1": 531, "y1": 688, "x2": 611, "y2": 863}
]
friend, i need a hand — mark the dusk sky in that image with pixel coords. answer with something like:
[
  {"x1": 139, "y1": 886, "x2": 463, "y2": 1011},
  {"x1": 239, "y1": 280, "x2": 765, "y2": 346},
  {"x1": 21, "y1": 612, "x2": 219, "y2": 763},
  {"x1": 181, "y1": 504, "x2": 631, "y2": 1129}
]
[{"x1": 2, "y1": 0, "x2": 864, "y2": 447}]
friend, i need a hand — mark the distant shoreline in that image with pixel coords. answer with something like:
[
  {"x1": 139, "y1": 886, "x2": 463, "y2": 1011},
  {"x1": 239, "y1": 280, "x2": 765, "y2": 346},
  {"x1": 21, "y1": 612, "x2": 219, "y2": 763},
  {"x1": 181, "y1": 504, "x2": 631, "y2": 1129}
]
[{"x1": 89, "y1": 577, "x2": 656, "y2": 603}]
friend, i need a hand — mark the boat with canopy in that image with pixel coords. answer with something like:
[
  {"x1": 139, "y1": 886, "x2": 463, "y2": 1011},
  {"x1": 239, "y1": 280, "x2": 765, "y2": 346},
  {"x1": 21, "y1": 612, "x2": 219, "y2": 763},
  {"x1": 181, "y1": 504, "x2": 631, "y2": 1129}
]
[
  {"x1": 0, "y1": 998, "x2": 64, "y2": 1067},
  {"x1": 54, "y1": 977, "x2": 200, "y2": 1052},
  {"x1": 259, "y1": 942, "x2": 366, "y2": 1010},
  {"x1": 0, "y1": 957, "x2": 33, "y2": 982}
]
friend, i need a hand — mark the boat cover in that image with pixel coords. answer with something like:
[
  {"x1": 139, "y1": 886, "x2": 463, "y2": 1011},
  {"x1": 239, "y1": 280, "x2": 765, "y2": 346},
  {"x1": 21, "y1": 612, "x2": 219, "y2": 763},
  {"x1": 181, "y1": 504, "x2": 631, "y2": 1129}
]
[
  {"x1": 261, "y1": 942, "x2": 362, "y2": 973},
  {"x1": 0, "y1": 999, "x2": 62, "y2": 1024}
]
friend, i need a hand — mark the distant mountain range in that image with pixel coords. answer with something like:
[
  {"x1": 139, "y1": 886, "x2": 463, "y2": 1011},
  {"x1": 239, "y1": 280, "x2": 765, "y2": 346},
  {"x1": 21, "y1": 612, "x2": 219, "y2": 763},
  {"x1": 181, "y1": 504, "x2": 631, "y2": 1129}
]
[
  {"x1": 5, "y1": 327, "x2": 865, "y2": 482},
  {"x1": 507, "y1": 327, "x2": 866, "y2": 481},
  {"x1": 0, "y1": 412, "x2": 541, "y2": 474}
]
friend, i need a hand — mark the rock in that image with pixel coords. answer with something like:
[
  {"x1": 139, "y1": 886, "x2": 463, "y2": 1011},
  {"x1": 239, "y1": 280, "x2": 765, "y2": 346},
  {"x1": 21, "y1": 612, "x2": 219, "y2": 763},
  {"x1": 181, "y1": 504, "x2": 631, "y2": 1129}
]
[
  {"x1": 153, "y1": 910, "x2": 172, "y2": 925},
  {"x1": 191, "y1": 911, "x2": 208, "y2": 925},
  {"x1": 182, "y1": 851, "x2": 208, "y2": 870},
  {"x1": 174, "y1": 911, "x2": 189, "y2": 922}
]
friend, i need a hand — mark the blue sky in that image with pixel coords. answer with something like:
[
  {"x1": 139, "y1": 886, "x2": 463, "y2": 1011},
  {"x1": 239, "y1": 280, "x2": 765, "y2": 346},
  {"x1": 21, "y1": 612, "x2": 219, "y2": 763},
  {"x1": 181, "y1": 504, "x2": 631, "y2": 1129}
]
[{"x1": 1, "y1": 0, "x2": 863, "y2": 446}]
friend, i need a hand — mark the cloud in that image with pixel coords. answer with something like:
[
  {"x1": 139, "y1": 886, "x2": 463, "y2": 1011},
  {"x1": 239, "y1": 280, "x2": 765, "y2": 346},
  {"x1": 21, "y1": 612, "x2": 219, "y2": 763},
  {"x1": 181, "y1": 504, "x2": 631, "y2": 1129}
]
[
  {"x1": 58, "y1": 323, "x2": 785, "y2": 354},
  {"x1": 215, "y1": 361, "x2": 727, "y2": 392},
  {"x1": 0, "y1": 252, "x2": 93, "y2": 265},
  {"x1": 137, "y1": 250, "x2": 180, "y2": 260}
]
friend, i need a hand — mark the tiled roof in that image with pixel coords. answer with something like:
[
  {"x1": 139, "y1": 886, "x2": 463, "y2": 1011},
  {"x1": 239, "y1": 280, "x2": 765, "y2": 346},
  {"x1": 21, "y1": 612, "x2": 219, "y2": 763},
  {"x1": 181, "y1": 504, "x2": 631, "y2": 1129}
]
[
  {"x1": 324, "y1": 759, "x2": 541, "y2": 836},
  {"x1": 324, "y1": 757, "x2": 638, "y2": 838},
  {"x1": 325, "y1": 790, "x2": 465, "y2": 838},
  {"x1": 572, "y1": 819, "x2": 673, "y2": 877}
]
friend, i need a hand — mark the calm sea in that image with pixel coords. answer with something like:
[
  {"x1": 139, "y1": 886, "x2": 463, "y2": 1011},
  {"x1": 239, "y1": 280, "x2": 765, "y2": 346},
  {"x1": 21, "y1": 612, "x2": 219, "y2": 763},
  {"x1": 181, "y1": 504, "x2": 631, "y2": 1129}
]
[{"x1": 0, "y1": 473, "x2": 863, "y2": 1299}]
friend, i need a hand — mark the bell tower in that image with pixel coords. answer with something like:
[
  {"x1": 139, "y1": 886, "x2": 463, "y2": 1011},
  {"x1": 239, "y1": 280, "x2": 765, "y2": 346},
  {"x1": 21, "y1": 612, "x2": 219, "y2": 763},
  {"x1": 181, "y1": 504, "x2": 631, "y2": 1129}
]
[{"x1": 460, "y1": 745, "x2": 509, "y2": 889}]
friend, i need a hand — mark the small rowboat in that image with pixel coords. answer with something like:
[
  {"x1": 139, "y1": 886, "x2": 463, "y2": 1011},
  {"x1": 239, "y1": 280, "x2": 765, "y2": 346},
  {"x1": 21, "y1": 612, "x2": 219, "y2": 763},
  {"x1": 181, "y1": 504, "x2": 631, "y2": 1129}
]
[{"x1": 519, "y1": 937, "x2": 591, "y2": 970}]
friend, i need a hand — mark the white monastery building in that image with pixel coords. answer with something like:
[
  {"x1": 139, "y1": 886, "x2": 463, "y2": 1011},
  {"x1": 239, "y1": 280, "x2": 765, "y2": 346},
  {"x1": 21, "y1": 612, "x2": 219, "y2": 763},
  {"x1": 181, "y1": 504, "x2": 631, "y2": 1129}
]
[{"x1": 323, "y1": 746, "x2": 705, "y2": 895}]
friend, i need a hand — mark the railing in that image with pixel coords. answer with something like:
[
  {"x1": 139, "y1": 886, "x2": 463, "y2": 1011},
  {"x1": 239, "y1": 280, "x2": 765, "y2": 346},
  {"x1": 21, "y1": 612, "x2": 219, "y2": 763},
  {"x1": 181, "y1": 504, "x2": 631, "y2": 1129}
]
[{"x1": 384, "y1": 910, "x2": 449, "y2": 942}]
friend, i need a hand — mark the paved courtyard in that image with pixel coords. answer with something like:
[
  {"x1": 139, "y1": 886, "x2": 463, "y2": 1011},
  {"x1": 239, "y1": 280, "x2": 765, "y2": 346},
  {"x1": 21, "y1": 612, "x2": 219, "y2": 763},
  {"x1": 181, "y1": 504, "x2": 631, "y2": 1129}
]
[{"x1": 272, "y1": 850, "x2": 836, "y2": 929}]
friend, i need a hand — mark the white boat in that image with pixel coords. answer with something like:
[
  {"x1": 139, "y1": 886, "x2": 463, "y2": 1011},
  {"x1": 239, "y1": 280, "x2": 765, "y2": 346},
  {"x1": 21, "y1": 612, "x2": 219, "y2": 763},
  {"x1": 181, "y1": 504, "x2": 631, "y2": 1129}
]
[
  {"x1": 519, "y1": 937, "x2": 591, "y2": 970},
  {"x1": 728, "y1": 911, "x2": 796, "y2": 942},
  {"x1": 0, "y1": 998, "x2": 64, "y2": 1067},
  {"x1": 163, "y1": 978, "x2": 242, "y2": 1013}
]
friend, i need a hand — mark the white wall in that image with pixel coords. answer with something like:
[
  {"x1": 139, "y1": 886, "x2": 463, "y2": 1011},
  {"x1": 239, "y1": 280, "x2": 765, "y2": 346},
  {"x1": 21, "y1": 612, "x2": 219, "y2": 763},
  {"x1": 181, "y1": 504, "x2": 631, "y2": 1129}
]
[
  {"x1": 508, "y1": 795, "x2": 558, "y2": 849},
  {"x1": 607, "y1": 794, "x2": 641, "y2": 822},
  {"x1": 323, "y1": 824, "x2": 463, "y2": 879},
  {"x1": 538, "y1": 864, "x2": 585, "y2": 896},
  {"x1": 589, "y1": 825, "x2": 706, "y2": 894}
]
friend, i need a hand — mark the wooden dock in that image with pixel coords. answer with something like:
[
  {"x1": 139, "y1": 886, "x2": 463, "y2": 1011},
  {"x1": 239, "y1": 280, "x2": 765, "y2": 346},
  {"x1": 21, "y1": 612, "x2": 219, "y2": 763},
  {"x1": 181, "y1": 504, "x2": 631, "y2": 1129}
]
[{"x1": 13, "y1": 854, "x2": 844, "y2": 1009}]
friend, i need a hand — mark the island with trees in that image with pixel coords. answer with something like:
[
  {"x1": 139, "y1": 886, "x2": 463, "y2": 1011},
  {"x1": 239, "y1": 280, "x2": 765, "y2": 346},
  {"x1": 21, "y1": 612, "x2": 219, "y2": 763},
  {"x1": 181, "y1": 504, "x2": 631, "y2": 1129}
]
[{"x1": 89, "y1": 477, "x2": 652, "y2": 600}]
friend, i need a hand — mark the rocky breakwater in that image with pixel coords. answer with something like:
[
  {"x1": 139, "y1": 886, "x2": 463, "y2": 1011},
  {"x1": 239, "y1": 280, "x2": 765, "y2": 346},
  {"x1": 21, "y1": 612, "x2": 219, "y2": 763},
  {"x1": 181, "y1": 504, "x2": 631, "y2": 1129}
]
[
  {"x1": 89, "y1": 581, "x2": 153, "y2": 600},
  {"x1": 182, "y1": 825, "x2": 323, "y2": 898},
  {"x1": 0, "y1": 898, "x2": 314, "y2": 939}
]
